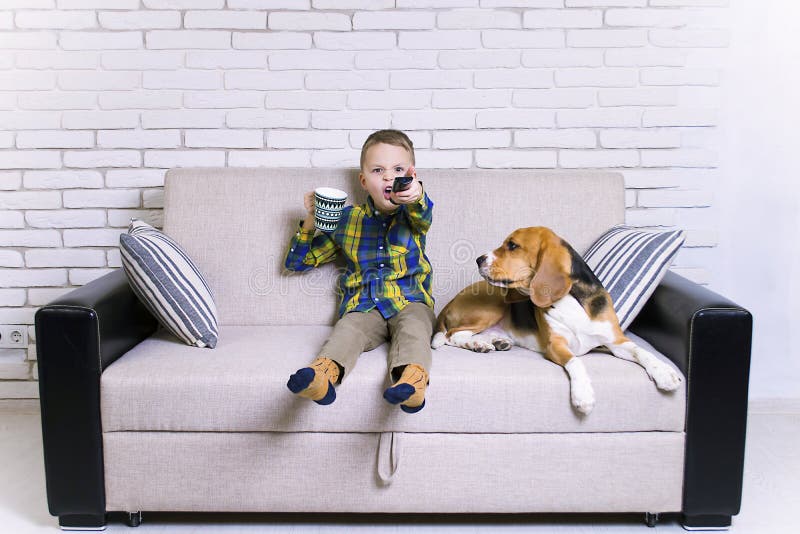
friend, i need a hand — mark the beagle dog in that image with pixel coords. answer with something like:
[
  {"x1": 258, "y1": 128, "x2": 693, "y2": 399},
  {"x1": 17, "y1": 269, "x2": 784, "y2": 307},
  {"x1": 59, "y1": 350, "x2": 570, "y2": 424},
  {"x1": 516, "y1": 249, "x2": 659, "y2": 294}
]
[{"x1": 431, "y1": 226, "x2": 682, "y2": 415}]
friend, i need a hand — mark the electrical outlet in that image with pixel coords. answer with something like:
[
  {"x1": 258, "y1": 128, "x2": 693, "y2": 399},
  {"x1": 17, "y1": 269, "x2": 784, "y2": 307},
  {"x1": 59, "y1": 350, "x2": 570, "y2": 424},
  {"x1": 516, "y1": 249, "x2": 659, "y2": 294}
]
[{"x1": 0, "y1": 325, "x2": 28, "y2": 349}]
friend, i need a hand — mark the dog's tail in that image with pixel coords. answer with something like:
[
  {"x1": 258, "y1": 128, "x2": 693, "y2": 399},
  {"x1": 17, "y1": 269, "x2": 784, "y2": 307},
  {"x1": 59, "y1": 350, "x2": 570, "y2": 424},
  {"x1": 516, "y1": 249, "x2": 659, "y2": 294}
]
[{"x1": 430, "y1": 312, "x2": 448, "y2": 350}]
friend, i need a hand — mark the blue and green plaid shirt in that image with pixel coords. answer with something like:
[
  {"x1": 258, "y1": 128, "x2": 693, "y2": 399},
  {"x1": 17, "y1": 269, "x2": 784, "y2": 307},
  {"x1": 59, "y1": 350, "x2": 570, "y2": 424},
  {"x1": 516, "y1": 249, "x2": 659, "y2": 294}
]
[{"x1": 284, "y1": 185, "x2": 434, "y2": 319}]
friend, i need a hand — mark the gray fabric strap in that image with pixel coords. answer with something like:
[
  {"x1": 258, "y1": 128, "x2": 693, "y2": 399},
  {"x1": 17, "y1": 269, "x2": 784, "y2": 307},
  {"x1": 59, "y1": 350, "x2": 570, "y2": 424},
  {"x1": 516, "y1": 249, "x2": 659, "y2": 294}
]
[{"x1": 377, "y1": 432, "x2": 403, "y2": 485}]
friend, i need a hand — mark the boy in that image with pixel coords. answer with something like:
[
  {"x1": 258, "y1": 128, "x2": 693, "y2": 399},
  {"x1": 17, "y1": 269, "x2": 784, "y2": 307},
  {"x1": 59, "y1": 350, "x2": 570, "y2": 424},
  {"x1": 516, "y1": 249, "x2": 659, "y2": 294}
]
[{"x1": 284, "y1": 129, "x2": 436, "y2": 413}]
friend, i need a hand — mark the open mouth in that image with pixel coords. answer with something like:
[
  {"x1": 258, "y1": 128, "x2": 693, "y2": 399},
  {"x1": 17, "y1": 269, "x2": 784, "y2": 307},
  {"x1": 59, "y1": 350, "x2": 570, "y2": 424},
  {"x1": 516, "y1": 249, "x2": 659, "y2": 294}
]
[
  {"x1": 482, "y1": 273, "x2": 526, "y2": 287},
  {"x1": 382, "y1": 186, "x2": 393, "y2": 201}
]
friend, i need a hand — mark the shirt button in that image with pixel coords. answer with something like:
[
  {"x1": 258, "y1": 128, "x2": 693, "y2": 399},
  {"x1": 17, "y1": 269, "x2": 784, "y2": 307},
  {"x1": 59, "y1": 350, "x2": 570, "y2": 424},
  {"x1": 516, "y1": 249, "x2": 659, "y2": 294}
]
[
  {"x1": 374, "y1": 298, "x2": 379, "y2": 302},
  {"x1": 379, "y1": 263, "x2": 384, "y2": 267},
  {"x1": 290, "y1": 248, "x2": 295, "y2": 252},
  {"x1": 379, "y1": 246, "x2": 383, "y2": 250}
]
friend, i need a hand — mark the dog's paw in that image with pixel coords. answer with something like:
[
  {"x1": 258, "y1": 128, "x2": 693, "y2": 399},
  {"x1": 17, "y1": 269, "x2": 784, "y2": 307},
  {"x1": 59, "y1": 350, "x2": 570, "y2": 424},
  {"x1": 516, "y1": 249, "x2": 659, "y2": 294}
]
[
  {"x1": 570, "y1": 380, "x2": 596, "y2": 415},
  {"x1": 491, "y1": 337, "x2": 513, "y2": 351},
  {"x1": 649, "y1": 363, "x2": 683, "y2": 392},
  {"x1": 464, "y1": 335, "x2": 495, "y2": 353}
]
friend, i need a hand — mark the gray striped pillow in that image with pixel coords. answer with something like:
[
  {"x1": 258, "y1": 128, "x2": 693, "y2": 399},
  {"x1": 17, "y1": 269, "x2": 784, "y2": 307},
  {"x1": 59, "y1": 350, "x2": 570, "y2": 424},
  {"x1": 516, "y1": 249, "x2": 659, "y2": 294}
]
[
  {"x1": 119, "y1": 218, "x2": 219, "y2": 348},
  {"x1": 583, "y1": 225, "x2": 685, "y2": 331}
]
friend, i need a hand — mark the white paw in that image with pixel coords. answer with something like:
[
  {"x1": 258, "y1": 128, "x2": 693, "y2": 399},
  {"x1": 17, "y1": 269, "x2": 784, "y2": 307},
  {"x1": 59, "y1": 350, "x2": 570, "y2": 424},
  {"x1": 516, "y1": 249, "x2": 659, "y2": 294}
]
[
  {"x1": 649, "y1": 362, "x2": 683, "y2": 392},
  {"x1": 465, "y1": 335, "x2": 495, "y2": 353},
  {"x1": 491, "y1": 337, "x2": 513, "y2": 351},
  {"x1": 570, "y1": 380, "x2": 596, "y2": 415}
]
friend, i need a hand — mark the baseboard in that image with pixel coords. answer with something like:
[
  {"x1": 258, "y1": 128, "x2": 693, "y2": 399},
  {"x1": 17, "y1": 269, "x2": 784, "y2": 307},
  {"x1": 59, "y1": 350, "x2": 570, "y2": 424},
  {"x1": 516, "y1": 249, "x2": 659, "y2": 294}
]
[{"x1": 748, "y1": 398, "x2": 800, "y2": 414}]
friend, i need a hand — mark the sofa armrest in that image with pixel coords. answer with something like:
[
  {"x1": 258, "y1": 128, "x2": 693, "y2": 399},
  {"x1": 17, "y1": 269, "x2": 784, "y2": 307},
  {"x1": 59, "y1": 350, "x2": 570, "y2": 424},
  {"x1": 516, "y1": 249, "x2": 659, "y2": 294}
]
[
  {"x1": 629, "y1": 271, "x2": 753, "y2": 529},
  {"x1": 35, "y1": 268, "x2": 158, "y2": 528}
]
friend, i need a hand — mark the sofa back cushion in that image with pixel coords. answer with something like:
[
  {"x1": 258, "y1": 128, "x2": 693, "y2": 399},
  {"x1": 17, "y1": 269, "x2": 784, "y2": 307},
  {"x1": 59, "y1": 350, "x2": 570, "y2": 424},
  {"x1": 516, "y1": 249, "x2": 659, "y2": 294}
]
[{"x1": 163, "y1": 168, "x2": 624, "y2": 326}]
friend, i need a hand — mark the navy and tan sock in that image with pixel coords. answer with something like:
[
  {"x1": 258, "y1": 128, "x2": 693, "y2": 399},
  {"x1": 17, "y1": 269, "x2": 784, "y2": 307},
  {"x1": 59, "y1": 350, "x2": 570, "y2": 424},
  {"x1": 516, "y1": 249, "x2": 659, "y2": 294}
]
[
  {"x1": 383, "y1": 364, "x2": 429, "y2": 413},
  {"x1": 286, "y1": 357, "x2": 341, "y2": 405}
]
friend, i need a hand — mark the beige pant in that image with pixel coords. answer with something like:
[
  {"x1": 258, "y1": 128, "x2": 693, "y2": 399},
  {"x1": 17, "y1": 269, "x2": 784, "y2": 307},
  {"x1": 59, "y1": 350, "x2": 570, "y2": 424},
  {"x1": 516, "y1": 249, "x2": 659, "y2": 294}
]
[{"x1": 317, "y1": 302, "x2": 436, "y2": 382}]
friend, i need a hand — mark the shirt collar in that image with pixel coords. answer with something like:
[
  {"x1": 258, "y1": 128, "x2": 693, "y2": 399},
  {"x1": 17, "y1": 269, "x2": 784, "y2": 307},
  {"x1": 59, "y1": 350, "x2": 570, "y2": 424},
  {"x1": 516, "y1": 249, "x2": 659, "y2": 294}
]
[{"x1": 365, "y1": 195, "x2": 399, "y2": 221}]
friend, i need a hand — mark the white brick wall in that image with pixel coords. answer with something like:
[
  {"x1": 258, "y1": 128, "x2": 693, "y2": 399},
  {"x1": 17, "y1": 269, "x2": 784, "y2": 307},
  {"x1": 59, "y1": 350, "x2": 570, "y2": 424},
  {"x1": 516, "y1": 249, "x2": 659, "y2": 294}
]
[{"x1": 0, "y1": 1, "x2": 727, "y2": 397}]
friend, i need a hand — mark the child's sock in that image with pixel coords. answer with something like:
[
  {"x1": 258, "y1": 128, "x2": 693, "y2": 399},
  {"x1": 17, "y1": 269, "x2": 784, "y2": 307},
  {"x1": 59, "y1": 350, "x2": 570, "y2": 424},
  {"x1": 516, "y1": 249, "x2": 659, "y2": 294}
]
[
  {"x1": 286, "y1": 357, "x2": 341, "y2": 405},
  {"x1": 382, "y1": 364, "x2": 429, "y2": 413}
]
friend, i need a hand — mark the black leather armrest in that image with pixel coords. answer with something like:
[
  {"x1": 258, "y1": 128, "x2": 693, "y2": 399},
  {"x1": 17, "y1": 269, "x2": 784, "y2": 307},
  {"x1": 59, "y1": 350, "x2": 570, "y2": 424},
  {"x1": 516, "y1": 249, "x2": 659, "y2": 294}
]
[
  {"x1": 629, "y1": 271, "x2": 753, "y2": 528},
  {"x1": 35, "y1": 268, "x2": 158, "y2": 526}
]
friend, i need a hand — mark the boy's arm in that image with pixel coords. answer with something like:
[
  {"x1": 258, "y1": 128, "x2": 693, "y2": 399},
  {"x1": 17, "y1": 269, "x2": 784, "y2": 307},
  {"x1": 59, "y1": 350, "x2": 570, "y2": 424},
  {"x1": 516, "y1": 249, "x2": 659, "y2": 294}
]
[
  {"x1": 284, "y1": 221, "x2": 339, "y2": 272},
  {"x1": 403, "y1": 181, "x2": 433, "y2": 234}
]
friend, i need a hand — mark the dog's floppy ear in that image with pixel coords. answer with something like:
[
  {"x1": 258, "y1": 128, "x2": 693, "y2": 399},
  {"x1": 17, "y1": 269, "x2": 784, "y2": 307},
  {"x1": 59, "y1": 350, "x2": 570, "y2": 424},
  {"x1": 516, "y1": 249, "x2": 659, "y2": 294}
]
[{"x1": 529, "y1": 242, "x2": 572, "y2": 307}]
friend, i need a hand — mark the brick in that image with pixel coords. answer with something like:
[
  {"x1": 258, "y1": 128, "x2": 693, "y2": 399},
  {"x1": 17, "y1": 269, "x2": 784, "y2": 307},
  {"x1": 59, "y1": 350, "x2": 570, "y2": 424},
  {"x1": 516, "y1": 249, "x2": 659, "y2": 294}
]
[
  {"x1": 62, "y1": 111, "x2": 140, "y2": 129},
  {"x1": 60, "y1": 0, "x2": 140, "y2": 7},
  {"x1": 598, "y1": 87, "x2": 678, "y2": 106},
  {"x1": 556, "y1": 68, "x2": 638, "y2": 87},
  {"x1": 0, "y1": 151, "x2": 61, "y2": 170},
  {"x1": 269, "y1": 12, "x2": 351, "y2": 31},
  {"x1": 186, "y1": 51, "x2": 267, "y2": 69},
  {"x1": 624, "y1": 208, "x2": 676, "y2": 227},
  {"x1": 433, "y1": 130, "x2": 511, "y2": 149},
  {"x1": 99, "y1": 11, "x2": 180, "y2": 29},
  {"x1": 638, "y1": 189, "x2": 712, "y2": 207},
  {"x1": 5, "y1": 0, "x2": 55, "y2": 7},
  {"x1": 269, "y1": 51, "x2": 355, "y2": 71},
  {"x1": 606, "y1": 8, "x2": 689, "y2": 27},
  {"x1": 356, "y1": 50, "x2": 437, "y2": 70},
  {"x1": 24, "y1": 170, "x2": 102, "y2": 189},
  {"x1": 106, "y1": 169, "x2": 165, "y2": 188},
  {"x1": 311, "y1": 149, "x2": 363, "y2": 168},
  {"x1": 568, "y1": 29, "x2": 648, "y2": 47},
  {"x1": 475, "y1": 149, "x2": 556, "y2": 168},
  {"x1": 101, "y1": 51, "x2": 183, "y2": 70},
  {"x1": 414, "y1": 149, "x2": 472, "y2": 169},
  {"x1": 600, "y1": 128, "x2": 681, "y2": 148},
  {"x1": 557, "y1": 108, "x2": 641, "y2": 127},
  {"x1": 432, "y1": 89, "x2": 511, "y2": 108},
  {"x1": 25, "y1": 210, "x2": 106, "y2": 228},
  {"x1": 27, "y1": 288, "x2": 72, "y2": 307},
  {"x1": 438, "y1": 9, "x2": 520, "y2": 29},
  {"x1": 0, "y1": 71, "x2": 56, "y2": 91},
  {"x1": 185, "y1": 10, "x2": 267, "y2": 29},
  {"x1": 16, "y1": 130, "x2": 94, "y2": 149},
  {"x1": 184, "y1": 90, "x2": 264, "y2": 109},
  {"x1": 307, "y1": 71, "x2": 387, "y2": 90},
  {"x1": 477, "y1": 109, "x2": 554, "y2": 128},
  {"x1": 228, "y1": 150, "x2": 311, "y2": 167},
  {"x1": 144, "y1": 150, "x2": 226, "y2": 168},
  {"x1": 62, "y1": 229, "x2": 123, "y2": 247},
  {"x1": 348, "y1": 90, "x2": 429, "y2": 110},
  {"x1": 398, "y1": 30, "x2": 480, "y2": 49},
  {"x1": 319, "y1": 0, "x2": 392, "y2": 7},
  {"x1": 522, "y1": 49, "x2": 602, "y2": 67},
  {"x1": 63, "y1": 150, "x2": 142, "y2": 168},
  {"x1": 16, "y1": 51, "x2": 99, "y2": 69},
  {"x1": 0, "y1": 111, "x2": 59, "y2": 130},
  {"x1": 59, "y1": 31, "x2": 142, "y2": 50},
  {"x1": 26, "y1": 249, "x2": 106, "y2": 267},
  {"x1": 439, "y1": 50, "x2": 519, "y2": 69},
  {"x1": 232, "y1": 32, "x2": 310, "y2": 50},
  {"x1": 184, "y1": 129, "x2": 264, "y2": 148},
  {"x1": 389, "y1": 70, "x2": 470, "y2": 89},
  {"x1": 59, "y1": 70, "x2": 141, "y2": 90},
  {"x1": 227, "y1": 109, "x2": 309, "y2": 128},
  {"x1": 474, "y1": 69, "x2": 553, "y2": 89},
  {"x1": 605, "y1": 48, "x2": 686, "y2": 67},
  {"x1": 267, "y1": 91, "x2": 346, "y2": 110},
  {"x1": 142, "y1": 110, "x2": 226, "y2": 129},
  {"x1": 70, "y1": 268, "x2": 117, "y2": 285},
  {"x1": 0, "y1": 32, "x2": 57, "y2": 50},
  {"x1": 514, "y1": 88, "x2": 594, "y2": 108},
  {"x1": 354, "y1": 11, "x2": 436, "y2": 30},
  {"x1": 0, "y1": 231, "x2": 62, "y2": 248},
  {"x1": 15, "y1": 11, "x2": 97, "y2": 30},
  {"x1": 229, "y1": 0, "x2": 307, "y2": 6},
  {"x1": 312, "y1": 111, "x2": 390, "y2": 129},
  {"x1": 268, "y1": 130, "x2": 347, "y2": 149},
  {"x1": 225, "y1": 70, "x2": 304, "y2": 90},
  {"x1": 0, "y1": 132, "x2": 13, "y2": 148},
  {"x1": 64, "y1": 189, "x2": 139, "y2": 208},
  {"x1": 559, "y1": 149, "x2": 638, "y2": 168},
  {"x1": 392, "y1": 110, "x2": 473, "y2": 130},
  {"x1": 315, "y1": 32, "x2": 395, "y2": 51},
  {"x1": 143, "y1": 0, "x2": 224, "y2": 7},
  {"x1": 18, "y1": 92, "x2": 96, "y2": 110},
  {"x1": 99, "y1": 91, "x2": 182, "y2": 110},
  {"x1": 643, "y1": 108, "x2": 717, "y2": 127},
  {"x1": 641, "y1": 67, "x2": 720, "y2": 86},
  {"x1": 650, "y1": 29, "x2": 729, "y2": 48},
  {"x1": 0, "y1": 289, "x2": 26, "y2": 306},
  {"x1": 0, "y1": 192, "x2": 61, "y2": 210},
  {"x1": 146, "y1": 31, "x2": 231, "y2": 49},
  {"x1": 97, "y1": 129, "x2": 181, "y2": 149},
  {"x1": 0, "y1": 212, "x2": 24, "y2": 229},
  {"x1": 641, "y1": 148, "x2": 717, "y2": 168},
  {"x1": 567, "y1": 0, "x2": 645, "y2": 5},
  {"x1": 523, "y1": 9, "x2": 602, "y2": 28},
  {"x1": 143, "y1": 70, "x2": 223, "y2": 90},
  {"x1": 516, "y1": 129, "x2": 596, "y2": 148}
]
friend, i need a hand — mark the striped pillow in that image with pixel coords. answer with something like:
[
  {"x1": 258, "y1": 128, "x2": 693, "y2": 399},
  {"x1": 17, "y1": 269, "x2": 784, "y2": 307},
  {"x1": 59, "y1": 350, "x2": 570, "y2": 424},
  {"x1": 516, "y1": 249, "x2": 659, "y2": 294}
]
[
  {"x1": 583, "y1": 225, "x2": 685, "y2": 331},
  {"x1": 119, "y1": 218, "x2": 219, "y2": 348}
]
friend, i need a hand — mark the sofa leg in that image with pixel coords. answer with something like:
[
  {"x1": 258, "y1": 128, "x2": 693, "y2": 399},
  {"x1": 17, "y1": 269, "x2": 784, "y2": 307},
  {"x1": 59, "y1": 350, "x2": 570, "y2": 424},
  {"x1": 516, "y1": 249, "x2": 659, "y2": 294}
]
[
  {"x1": 125, "y1": 511, "x2": 142, "y2": 527},
  {"x1": 58, "y1": 514, "x2": 107, "y2": 531},
  {"x1": 681, "y1": 514, "x2": 732, "y2": 531},
  {"x1": 645, "y1": 512, "x2": 659, "y2": 527}
]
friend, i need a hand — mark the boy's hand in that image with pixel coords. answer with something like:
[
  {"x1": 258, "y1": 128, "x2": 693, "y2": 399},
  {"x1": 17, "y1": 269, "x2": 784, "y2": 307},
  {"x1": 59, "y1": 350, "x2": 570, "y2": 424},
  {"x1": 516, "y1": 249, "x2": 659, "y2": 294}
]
[
  {"x1": 302, "y1": 191, "x2": 316, "y2": 232},
  {"x1": 390, "y1": 166, "x2": 422, "y2": 205}
]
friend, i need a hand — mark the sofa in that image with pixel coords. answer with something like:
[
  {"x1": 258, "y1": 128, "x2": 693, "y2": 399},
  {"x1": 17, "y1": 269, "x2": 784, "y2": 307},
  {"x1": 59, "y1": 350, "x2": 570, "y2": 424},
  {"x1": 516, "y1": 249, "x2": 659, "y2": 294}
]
[{"x1": 35, "y1": 168, "x2": 752, "y2": 531}]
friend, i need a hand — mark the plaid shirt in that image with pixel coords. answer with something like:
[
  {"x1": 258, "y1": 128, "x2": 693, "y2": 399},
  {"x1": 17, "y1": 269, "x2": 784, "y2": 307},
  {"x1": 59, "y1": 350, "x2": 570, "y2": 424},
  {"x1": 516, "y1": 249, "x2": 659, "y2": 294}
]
[{"x1": 284, "y1": 185, "x2": 434, "y2": 319}]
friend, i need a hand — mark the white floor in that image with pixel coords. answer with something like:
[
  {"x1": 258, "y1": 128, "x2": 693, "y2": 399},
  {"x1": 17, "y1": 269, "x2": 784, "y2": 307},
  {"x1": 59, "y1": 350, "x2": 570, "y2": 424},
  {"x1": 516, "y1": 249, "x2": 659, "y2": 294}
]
[{"x1": 2, "y1": 404, "x2": 798, "y2": 534}]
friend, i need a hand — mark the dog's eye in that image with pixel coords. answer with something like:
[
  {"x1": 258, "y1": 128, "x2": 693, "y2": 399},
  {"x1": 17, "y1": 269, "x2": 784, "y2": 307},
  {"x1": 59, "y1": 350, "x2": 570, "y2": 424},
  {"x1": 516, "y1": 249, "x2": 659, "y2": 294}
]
[{"x1": 507, "y1": 240, "x2": 519, "y2": 251}]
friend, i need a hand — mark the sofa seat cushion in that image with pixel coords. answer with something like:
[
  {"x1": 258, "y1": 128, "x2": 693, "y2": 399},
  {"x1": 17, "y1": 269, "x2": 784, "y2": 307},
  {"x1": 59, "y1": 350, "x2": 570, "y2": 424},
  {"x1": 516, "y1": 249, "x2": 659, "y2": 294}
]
[{"x1": 101, "y1": 325, "x2": 685, "y2": 434}]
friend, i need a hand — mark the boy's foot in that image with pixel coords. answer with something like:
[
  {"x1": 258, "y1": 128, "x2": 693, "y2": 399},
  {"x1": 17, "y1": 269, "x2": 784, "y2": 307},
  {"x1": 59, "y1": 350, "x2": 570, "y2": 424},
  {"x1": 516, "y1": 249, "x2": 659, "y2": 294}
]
[
  {"x1": 383, "y1": 364, "x2": 429, "y2": 413},
  {"x1": 287, "y1": 357, "x2": 341, "y2": 405}
]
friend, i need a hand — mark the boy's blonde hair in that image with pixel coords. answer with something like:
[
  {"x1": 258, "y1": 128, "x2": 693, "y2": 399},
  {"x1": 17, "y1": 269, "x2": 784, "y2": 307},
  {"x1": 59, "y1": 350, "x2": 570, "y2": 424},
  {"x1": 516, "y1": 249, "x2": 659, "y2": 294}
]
[{"x1": 360, "y1": 129, "x2": 415, "y2": 170}]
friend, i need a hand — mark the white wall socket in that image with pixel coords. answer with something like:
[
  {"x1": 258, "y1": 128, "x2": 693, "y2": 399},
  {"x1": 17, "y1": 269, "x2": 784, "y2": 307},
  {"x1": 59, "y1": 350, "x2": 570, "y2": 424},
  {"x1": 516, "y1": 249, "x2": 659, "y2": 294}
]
[{"x1": 0, "y1": 325, "x2": 28, "y2": 349}]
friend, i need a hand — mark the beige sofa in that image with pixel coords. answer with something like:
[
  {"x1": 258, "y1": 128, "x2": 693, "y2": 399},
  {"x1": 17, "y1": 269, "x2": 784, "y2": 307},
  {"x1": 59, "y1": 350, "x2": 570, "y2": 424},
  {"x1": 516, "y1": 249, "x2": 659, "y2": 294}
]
[{"x1": 35, "y1": 168, "x2": 752, "y2": 530}]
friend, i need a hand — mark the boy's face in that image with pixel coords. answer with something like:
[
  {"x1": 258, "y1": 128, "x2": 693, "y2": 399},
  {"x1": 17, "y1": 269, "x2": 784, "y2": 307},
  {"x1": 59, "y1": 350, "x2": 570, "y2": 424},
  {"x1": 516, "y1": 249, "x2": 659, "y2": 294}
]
[{"x1": 359, "y1": 142, "x2": 414, "y2": 214}]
